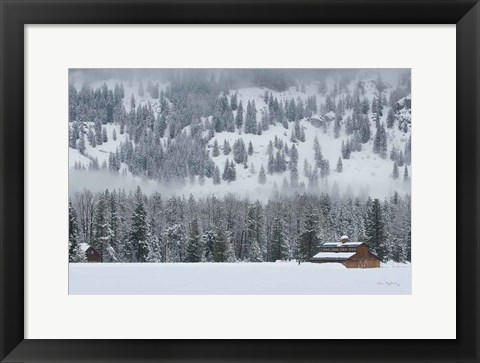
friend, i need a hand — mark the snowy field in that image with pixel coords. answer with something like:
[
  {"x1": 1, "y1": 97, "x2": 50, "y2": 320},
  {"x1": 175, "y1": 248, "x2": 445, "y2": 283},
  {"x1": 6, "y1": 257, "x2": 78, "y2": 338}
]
[{"x1": 69, "y1": 262, "x2": 411, "y2": 295}]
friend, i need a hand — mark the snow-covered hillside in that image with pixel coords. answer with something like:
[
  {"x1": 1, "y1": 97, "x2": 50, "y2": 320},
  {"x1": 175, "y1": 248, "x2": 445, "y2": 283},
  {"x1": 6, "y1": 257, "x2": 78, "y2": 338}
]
[{"x1": 69, "y1": 71, "x2": 411, "y2": 199}]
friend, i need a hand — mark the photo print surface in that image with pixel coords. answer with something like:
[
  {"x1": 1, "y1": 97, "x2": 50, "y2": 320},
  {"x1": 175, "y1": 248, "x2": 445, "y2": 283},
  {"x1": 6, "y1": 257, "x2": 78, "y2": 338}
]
[{"x1": 68, "y1": 69, "x2": 411, "y2": 294}]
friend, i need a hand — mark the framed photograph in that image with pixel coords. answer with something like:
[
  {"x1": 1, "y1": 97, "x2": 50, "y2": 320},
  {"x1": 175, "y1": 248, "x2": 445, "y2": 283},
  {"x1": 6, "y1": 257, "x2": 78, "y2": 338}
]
[{"x1": 1, "y1": 0, "x2": 478, "y2": 362}]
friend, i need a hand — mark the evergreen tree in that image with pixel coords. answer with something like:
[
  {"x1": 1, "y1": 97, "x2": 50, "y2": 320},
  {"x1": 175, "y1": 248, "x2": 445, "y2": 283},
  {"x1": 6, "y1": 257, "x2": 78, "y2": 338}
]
[
  {"x1": 360, "y1": 116, "x2": 371, "y2": 143},
  {"x1": 290, "y1": 144, "x2": 299, "y2": 169},
  {"x1": 294, "y1": 120, "x2": 301, "y2": 140},
  {"x1": 213, "y1": 223, "x2": 233, "y2": 262},
  {"x1": 248, "y1": 141, "x2": 254, "y2": 156},
  {"x1": 89, "y1": 157, "x2": 100, "y2": 170},
  {"x1": 387, "y1": 108, "x2": 395, "y2": 128},
  {"x1": 260, "y1": 108, "x2": 269, "y2": 131},
  {"x1": 69, "y1": 199, "x2": 85, "y2": 262},
  {"x1": 390, "y1": 146, "x2": 398, "y2": 161},
  {"x1": 108, "y1": 152, "x2": 121, "y2": 173},
  {"x1": 373, "y1": 123, "x2": 387, "y2": 158},
  {"x1": 298, "y1": 208, "x2": 320, "y2": 261},
  {"x1": 281, "y1": 107, "x2": 289, "y2": 129},
  {"x1": 258, "y1": 164, "x2": 267, "y2": 184},
  {"x1": 274, "y1": 150, "x2": 287, "y2": 173},
  {"x1": 341, "y1": 139, "x2": 352, "y2": 159},
  {"x1": 202, "y1": 230, "x2": 215, "y2": 262},
  {"x1": 295, "y1": 98, "x2": 305, "y2": 120},
  {"x1": 95, "y1": 119, "x2": 103, "y2": 145},
  {"x1": 102, "y1": 126, "x2": 108, "y2": 143},
  {"x1": 230, "y1": 93, "x2": 238, "y2": 110},
  {"x1": 289, "y1": 144, "x2": 299, "y2": 187},
  {"x1": 263, "y1": 90, "x2": 270, "y2": 102},
  {"x1": 129, "y1": 187, "x2": 150, "y2": 262},
  {"x1": 404, "y1": 136, "x2": 411, "y2": 165},
  {"x1": 334, "y1": 109, "x2": 341, "y2": 138},
  {"x1": 319, "y1": 160, "x2": 330, "y2": 179},
  {"x1": 256, "y1": 122, "x2": 263, "y2": 136},
  {"x1": 130, "y1": 94, "x2": 136, "y2": 110},
  {"x1": 155, "y1": 114, "x2": 167, "y2": 138},
  {"x1": 336, "y1": 156, "x2": 343, "y2": 173},
  {"x1": 398, "y1": 150, "x2": 405, "y2": 167},
  {"x1": 244, "y1": 100, "x2": 257, "y2": 134},
  {"x1": 163, "y1": 218, "x2": 187, "y2": 262},
  {"x1": 290, "y1": 130, "x2": 297, "y2": 143},
  {"x1": 345, "y1": 116, "x2": 354, "y2": 135},
  {"x1": 223, "y1": 140, "x2": 231, "y2": 155},
  {"x1": 222, "y1": 158, "x2": 236, "y2": 182},
  {"x1": 186, "y1": 217, "x2": 204, "y2": 262},
  {"x1": 92, "y1": 191, "x2": 113, "y2": 261},
  {"x1": 362, "y1": 97, "x2": 369, "y2": 114},
  {"x1": 213, "y1": 165, "x2": 221, "y2": 184},
  {"x1": 286, "y1": 98, "x2": 296, "y2": 121},
  {"x1": 77, "y1": 135, "x2": 86, "y2": 155},
  {"x1": 299, "y1": 126, "x2": 306, "y2": 142},
  {"x1": 365, "y1": 199, "x2": 387, "y2": 260},
  {"x1": 403, "y1": 165, "x2": 410, "y2": 182},
  {"x1": 146, "y1": 234, "x2": 162, "y2": 262},
  {"x1": 392, "y1": 161, "x2": 399, "y2": 179},
  {"x1": 69, "y1": 122, "x2": 79, "y2": 149},
  {"x1": 352, "y1": 130, "x2": 362, "y2": 152},
  {"x1": 198, "y1": 168, "x2": 206, "y2": 186},
  {"x1": 233, "y1": 138, "x2": 247, "y2": 164},
  {"x1": 109, "y1": 191, "x2": 119, "y2": 252},
  {"x1": 271, "y1": 213, "x2": 289, "y2": 261},
  {"x1": 267, "y1": 140, "x2": 274, "y2": 157},
  {"x1": 313, "y1": 136, "x2": 323, "y2": 166},
  {"x1": 249, "y1": 239, "x2": 263, "y2": 262},
  {"x1": 372, "y1": 97, "x2": 379, "y2": 118},
  {"x1": 225, "y1": 105, "x2": 235, "y2": 132},
  {"x1": 212, "y1": 139, "x2": 220, "y2": 157},
  {"x1": 235, "y1": 101, "x2": 244, "y2": 130},
  {"x1": 244, "y1": 204, "x2": 263, "y2": 261},
  {"x1": 87, "y1": 128, "x2": 96, "y2": 147}
]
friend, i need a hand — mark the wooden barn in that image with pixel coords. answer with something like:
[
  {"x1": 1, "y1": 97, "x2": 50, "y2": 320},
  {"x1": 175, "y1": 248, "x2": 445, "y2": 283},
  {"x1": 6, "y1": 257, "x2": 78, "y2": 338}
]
[
  {"x1": 310, "y1": 236, "x2": 380, "y2": 268},
  {"x1": 80, "y1": 243, "x2": 102, "y2": 263}
]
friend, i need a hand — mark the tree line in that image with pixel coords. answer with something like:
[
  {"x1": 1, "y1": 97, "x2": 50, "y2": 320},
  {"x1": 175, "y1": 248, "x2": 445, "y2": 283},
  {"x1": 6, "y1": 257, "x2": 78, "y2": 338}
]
[{"x1": 69, "y1": 188, "x2": 411, "y2": 264}]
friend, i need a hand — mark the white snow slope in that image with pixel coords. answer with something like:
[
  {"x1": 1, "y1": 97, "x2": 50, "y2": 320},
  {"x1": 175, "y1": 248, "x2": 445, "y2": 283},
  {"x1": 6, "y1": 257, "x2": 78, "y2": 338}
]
[
  {"x1": 69, "y1": 261, "x2": 411, "y2": 295},
  {"x1": 69, "y1": 77, "x2": 411, "y2": 199}
]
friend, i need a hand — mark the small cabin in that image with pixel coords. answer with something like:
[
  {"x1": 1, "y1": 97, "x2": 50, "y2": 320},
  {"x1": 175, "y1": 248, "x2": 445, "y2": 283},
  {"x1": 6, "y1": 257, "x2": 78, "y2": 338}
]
[
  {"x1": 310, "y1": 235, "x2": 380, "y2": 268},
  {"x1": 80, "y1": 243, "x2": 102, "y2": 263}
]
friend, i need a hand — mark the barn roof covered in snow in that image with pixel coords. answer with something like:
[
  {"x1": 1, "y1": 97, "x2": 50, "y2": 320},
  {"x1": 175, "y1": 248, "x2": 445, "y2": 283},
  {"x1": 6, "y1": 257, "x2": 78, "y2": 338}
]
[
  {"x1": 321, "y1": 241, "x2": 364, "y2": 247},
  {"x1": 79, "y1": 243, "x2": 91, "y2": 252},
  {"x1": 310, "y1": 252, "x2": 356, "y2": 261}
]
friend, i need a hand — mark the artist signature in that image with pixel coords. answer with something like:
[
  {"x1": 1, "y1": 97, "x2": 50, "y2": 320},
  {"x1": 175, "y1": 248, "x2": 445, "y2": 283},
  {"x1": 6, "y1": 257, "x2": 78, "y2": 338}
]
[{"x1": 377, "y1": 281, "x2": 400, "y2": 287}]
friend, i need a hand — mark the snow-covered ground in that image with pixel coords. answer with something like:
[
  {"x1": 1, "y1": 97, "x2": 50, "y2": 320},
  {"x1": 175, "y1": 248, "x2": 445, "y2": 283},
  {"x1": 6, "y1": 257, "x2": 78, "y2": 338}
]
[{"x1": 69, "y1": 262, "x2": 411, "y2": 295}]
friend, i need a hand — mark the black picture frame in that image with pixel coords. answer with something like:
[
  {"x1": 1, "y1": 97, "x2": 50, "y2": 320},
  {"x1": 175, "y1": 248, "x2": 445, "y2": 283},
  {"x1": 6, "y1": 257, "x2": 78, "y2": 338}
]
[{"x1": 1, "y1": 1, "x2": 479, "y2": 362}]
